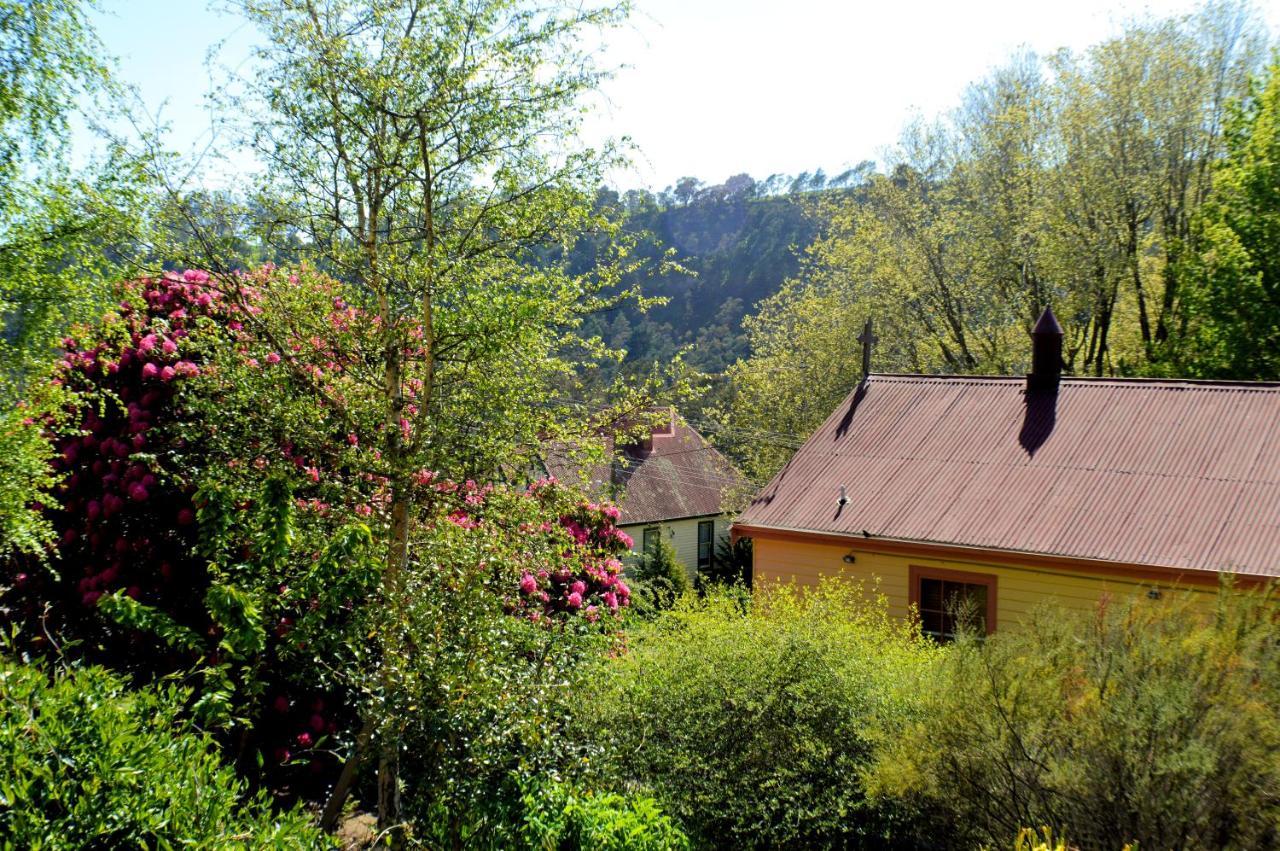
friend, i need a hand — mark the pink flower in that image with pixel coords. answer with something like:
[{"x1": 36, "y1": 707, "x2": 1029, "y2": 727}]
[
  {"x1": 182, "y1": 269, "x2": 209, "y2": 283},
  {"x1": 161, "y1": 338, "x2": 178, "y2": 355},
  {"x1": 141, "y1": 362, "x2": 159, "y2": 379},
  {"x1": 296, "y1": 732, "x2": 312, "y2": 748},
  {"x1": 520, "y1": 573, "x2": 538, "y2": 595},
  {"x1": 355, "y1": 504, "x2": 373, "y2": 517},
  {"x1": 305, "y1": 466, "x2": 320, "y2": 483},
  {"x1": 566, "y1": 591, "x2": 583, "y2": 609},
  {"x1": 139, "y1": 334, "x2": 157, "y2": 352},
  {"x1": 159, "y1": 365, "x2": 176, "y2": 381},
  {"x1": 570, "y1": 580, "x2": 586, "y2": 596},
  {"x1": 266, "y1": 352, "x2": 281, "y2": 364},
  {"x1": 603, "y1": 591, "x2": 619, "y2": 612}
]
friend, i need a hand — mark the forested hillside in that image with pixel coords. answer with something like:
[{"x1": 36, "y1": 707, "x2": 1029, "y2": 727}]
[{"x1": 575, "y1": 177, "x2": 845, "y2": 376}]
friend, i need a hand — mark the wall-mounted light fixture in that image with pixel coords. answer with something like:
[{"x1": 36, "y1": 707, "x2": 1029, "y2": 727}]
[
  {"x1": 1147, "y1": 588, "x2": 1163, "y2": 600},
  {"x1": 842, "y1": 552, "x2": 857, "y2": 564}
]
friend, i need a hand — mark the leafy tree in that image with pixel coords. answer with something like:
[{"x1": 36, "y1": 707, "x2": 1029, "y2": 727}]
[
  {"x1": 1167, "y1": 57, "x2": 1280, "y2": 378},
  {"x1": 0, "y1": 0, "x2": 153, "y2": 558},
  {"x1": 198, "y1": 1, "x2": 643, "y2": 837},
  {"x1": 703, "y1": 533, "x2": 750, "y2": 588},
  {"x1": 715, "y1": 5, "x2": 1268, "y2": 480}
]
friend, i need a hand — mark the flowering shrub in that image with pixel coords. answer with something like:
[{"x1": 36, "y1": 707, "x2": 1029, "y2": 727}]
[
  {"x1": 3, "y1": 264, "x2": 637, "y2": 821},
  {"x1": 510, "y1": 483, "x2": 632, "y2": 623},
  {"x1": 6, "y1": 270, "x2": 226, "y2": 652}
]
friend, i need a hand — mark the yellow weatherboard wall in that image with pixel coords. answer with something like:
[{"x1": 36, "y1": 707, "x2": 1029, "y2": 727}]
[{"x1": 752, "y1": 535, "x2": 1218, "y2": 628}]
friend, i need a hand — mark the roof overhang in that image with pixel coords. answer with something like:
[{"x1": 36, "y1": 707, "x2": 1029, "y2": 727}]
[{"x1": 731, "y1": 522, "x2": 1276, "y2": 588}]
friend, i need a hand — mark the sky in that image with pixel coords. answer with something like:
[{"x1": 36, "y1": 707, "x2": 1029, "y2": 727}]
[{"x1": 92, "y1": 0, "x2": 1279, "y2": 192}]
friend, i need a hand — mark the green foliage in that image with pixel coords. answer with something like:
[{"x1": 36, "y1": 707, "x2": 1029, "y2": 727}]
[
  {"x1": 871, "y1": 586, "x2": 1280, "y2": 850},
  {"x1": 578, "y1": 581, "x2": 941, "y2": 849},
  {"x1": 385, "y1": 485, "x2": 631, "y2": 845},
  {"x1": 1167, "y1": 57, "x2": 1280, "y2": 378},
  {"x1": 0, "y1": 0, "x2": 154, "y2": 393},
  {"x1": 0, "y1": 1, "x2": 152, "y2": 557},
  {"x1": 0, "y1": 393, "x2": 65, "y2": 558},
  {"x1": 517, "y1": 778, "x2": 689, "y2": 851},
  {"x1": 702, "y1": 533, "x2": 751, "y2": 589},
  {"x1": 577, "y1": 190, "x2": 820, "y2": 383},
  {"x1": 0, "y1": 654, "x2": 329, "y2": 849},
  {"x1": 629, "y1": 535, "x2": 690, "y2": 612}
]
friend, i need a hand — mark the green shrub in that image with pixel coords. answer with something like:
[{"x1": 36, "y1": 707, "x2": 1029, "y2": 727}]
[
  {"x1": 0, "y1": 656, "x2": 329, "y2": 849},
  {"x1": 518, "y1": 778, "x2": 690, "y2": 850},
  {"x1": 577, "y1": 580, "x2": 942, "y2": 849},
  {"x1": 871, "y1": 585, "x2": 1280, "y2": 850},
  {"x1": 629, "y1": 535, "x2": 691, "y2": 613},
  {"x1": 700, "y1": 533, "x2": 751, "y2": 589}
]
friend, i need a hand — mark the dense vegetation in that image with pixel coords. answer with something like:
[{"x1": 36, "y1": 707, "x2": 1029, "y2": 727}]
[
  {"x1": 0, "y1": 0, "x2": 1278, "y2": 847},
  {"x1": 578, "y1": 582, "x2": 1280, "y2": 850}
]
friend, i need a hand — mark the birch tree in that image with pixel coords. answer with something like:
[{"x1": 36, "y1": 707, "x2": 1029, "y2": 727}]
[{"x1": 217, "y1": 0, "x2": 636, "y2": 840}]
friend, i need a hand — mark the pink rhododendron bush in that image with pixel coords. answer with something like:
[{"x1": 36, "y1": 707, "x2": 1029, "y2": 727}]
[{"x1": 2, "y1": 266, "x2": 634, "y2": 807}]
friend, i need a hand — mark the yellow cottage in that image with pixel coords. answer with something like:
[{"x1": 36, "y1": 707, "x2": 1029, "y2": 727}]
[{"x1": 732, "y1": 310, "x2": 1280, "y2": 638}]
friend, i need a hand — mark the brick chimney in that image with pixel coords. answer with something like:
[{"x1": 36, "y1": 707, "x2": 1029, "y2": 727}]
[{"x1": 1027, "y1": 307, "x2": 1063, "y2": 394}]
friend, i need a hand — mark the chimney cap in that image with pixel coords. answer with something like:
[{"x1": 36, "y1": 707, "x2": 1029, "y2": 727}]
[{"x1": 1032, "y1": 306, "x2": 1063, "y2": 336}]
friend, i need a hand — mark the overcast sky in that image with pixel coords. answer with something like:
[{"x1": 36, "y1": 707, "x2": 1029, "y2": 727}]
[{"x1": 93, "y1": 0, "x2": 1278, "y2": 191}]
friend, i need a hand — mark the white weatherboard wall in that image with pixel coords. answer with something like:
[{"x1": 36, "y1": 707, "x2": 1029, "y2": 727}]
[{"x1": 619, "y1": 515, "x2": 734, "y2": 582}]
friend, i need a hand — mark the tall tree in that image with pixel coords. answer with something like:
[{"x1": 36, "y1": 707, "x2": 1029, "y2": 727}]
[
  {"x1": 1167, "y1": 57, "x2": 1280, "y2": 378},
  {"x1": 216, "y1": 0, "x2": 636, "y2": 839},
  {"x1": 0, "y1": 0, "x2": 152, "y2": 556}
]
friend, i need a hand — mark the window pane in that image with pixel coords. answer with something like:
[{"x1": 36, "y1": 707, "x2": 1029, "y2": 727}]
[
  {"x1": 917, "y1": 575, "x2": 991, "y2": 641},
  {"x1": 920, "y1": 578, "x2": 943, "y2": 612}
]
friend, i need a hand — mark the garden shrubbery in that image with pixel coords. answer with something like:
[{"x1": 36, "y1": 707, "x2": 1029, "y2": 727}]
[
  {"x1": 0, "y1": 655, "x2": 327, "y2": 849},
  {"x1": 576, "y1": 581, "x2": 943, "y2": 850},
  {"x1": 574, "y1": 580, "x2": 1280, "y2": 851},
  {"x1": 871, "y1": 585, "x2": 1280, "y2": 850}
]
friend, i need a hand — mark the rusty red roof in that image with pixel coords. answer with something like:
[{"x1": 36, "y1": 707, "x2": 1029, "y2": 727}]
[
  {"x1": 543, "y1": 411, "x2": 747, "y2": 526},
  {"x1": 736, "y1": 374, "x2": 1280, "y2": 578}
]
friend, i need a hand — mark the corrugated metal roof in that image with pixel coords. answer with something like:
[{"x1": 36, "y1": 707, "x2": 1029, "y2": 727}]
[
  {"x1": 737, "y1": 375, "x2": 1280, "y2": 577},
  {"x1": 543, "y1": 414, "x2": 746, "y2": 526}
]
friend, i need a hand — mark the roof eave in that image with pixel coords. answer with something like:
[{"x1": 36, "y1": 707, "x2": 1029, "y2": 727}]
[{"x1": 731, "y1": 522, "x2": 1276, "y2": 586}]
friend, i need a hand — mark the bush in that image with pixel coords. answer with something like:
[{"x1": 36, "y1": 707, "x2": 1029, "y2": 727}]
[
  {"x1": 0, "y1": 655, "x2": 328, "y2": 849},
  {"x1": 871, "y1": 585, "x2": 1280, "y2": 850},
  {"x1": 629, "y1": 536, "x2": 690, "y2": 613},
  {"x1": 577, "y1": 580, "x2": 941, "y2": 849},
  {"x1": 517, "y1": 778, "x2": 690, "y2": 851},
  {"x1": 700, "y1": 533, "x2": 751, "y2": 589}
]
